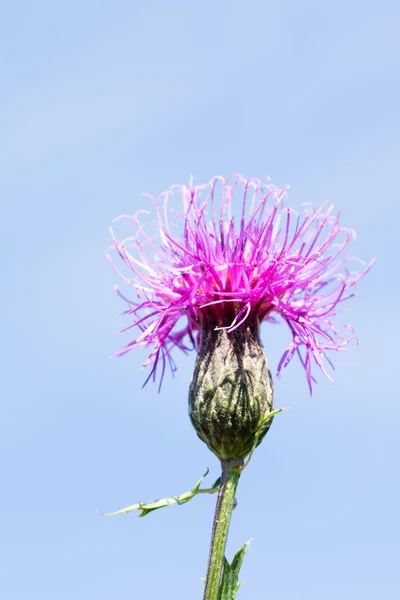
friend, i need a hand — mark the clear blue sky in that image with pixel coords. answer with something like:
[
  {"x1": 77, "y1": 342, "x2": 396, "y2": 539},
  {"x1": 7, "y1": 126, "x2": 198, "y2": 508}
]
[{"x1": 1, "y1": 1, "x2": 399, "y2": 598}]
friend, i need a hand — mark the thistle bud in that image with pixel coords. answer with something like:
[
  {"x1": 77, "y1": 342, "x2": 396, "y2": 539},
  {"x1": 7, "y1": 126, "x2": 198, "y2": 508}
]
[{"x1": 189, "y1": 318, "x2": 274, "y2": 461}]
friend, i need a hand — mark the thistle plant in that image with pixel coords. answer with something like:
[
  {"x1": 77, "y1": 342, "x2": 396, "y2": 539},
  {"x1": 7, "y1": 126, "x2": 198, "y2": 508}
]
[{"x1": 106, "y1": 175, "x2": 372, "y2": 598}]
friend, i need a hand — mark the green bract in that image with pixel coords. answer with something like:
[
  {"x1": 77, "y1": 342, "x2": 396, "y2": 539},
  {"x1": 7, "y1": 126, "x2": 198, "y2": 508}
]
[{"x1": 189, "y1": 319, "x2": 274, "y2": 461}]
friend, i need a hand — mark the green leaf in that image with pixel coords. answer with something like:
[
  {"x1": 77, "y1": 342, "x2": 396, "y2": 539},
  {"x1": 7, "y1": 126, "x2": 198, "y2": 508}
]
[
  {"x1": 101, "y1": 468, "x2": 219, "y2": 518},
  {"x1": 218, "y1": 540, "x2": 251, "y2": 599},
  {"x1": 218, "y1": 558, "x2": 232, "y2": 599},
  {"x1": 241, "y1": 407, "x2": 288, "y2": 470},
  {"x1": 230, "y1": 539, "x2": 251, "y2": 590}
]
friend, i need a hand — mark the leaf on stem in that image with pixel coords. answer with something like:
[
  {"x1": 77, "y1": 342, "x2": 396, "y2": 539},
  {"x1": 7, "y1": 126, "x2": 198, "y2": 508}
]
[
  {"x1": 218, "y1": 540, "x2": 252, "y2": 599},
  {"x1": 101, "y1": 468, "x2": 219, "y2": 517},
  {"x1": 241, "y1": 407, "x2": 288, "y2": 470}
]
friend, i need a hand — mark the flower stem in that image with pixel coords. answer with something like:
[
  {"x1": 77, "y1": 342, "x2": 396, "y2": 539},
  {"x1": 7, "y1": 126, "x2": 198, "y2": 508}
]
[{"x1": 203, "y1": 459, "x2": 243, "y2": 600}]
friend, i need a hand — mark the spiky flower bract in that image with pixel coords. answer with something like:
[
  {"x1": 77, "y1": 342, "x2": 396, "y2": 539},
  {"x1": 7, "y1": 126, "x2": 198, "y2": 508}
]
[{"x1": 108, "y1": 175, "x2": 372, "y2": 393}]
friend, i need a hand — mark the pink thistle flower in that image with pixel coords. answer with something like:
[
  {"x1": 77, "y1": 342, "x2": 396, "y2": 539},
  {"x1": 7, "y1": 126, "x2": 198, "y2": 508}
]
[{"x1": 107, "y1": 175, "x2": 372, "y2": 393}]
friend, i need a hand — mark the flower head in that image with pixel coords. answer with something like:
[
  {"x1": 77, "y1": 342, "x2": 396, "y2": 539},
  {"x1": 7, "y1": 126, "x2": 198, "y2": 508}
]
[{"x1": 108, "y1": 175, "x2": 372, "y2": 393}]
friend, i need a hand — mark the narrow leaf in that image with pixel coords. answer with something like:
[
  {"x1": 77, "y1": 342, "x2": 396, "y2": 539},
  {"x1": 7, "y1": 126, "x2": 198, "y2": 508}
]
[
  {"x1": 230, "y1": 540, "x2": 251, "y2": 595},
  {"x1": 101, "y1": 468, "x2": 218, "y2": 517},
  {"x1": 218, "y1": 540, "x2": 251, "y2": 599},
  {"x1": 241, "y1": 407, "x2": 288, "y2": 470},
  {"x1": 218, "y1": 557, "x2": 233, "y2": 600}
]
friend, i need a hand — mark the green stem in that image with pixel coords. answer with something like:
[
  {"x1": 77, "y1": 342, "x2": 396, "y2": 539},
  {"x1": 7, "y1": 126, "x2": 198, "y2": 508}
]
[{"x1": 203, "y1": 459, "x2": 243, "y2": 600}]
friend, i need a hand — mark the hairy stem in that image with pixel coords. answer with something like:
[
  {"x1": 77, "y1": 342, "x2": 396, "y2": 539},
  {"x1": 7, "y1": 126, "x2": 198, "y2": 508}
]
[{"x1": 203, "y1": 459, "x2": 243, "y2": 600}]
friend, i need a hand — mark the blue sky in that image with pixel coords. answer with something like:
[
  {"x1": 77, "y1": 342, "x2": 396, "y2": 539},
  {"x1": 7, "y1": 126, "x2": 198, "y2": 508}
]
[{"x1": 1, "y1": 1, "x2": 399, "y2": 598}]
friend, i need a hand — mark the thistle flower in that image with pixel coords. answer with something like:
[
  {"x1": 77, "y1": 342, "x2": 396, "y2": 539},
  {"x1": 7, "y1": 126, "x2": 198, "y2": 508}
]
[
  {"x1": 107, "y1": 174, "x2": 372, "y2": 593},
  {"x1": 108, "y1": 174, "x2": 371, "y2": 396}
]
